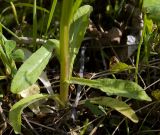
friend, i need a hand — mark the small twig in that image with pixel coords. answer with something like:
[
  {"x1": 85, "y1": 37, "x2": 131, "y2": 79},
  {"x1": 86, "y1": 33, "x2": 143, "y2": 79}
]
[
  {"x1": 28, "y1": 119, "x2": 67, "y2": 135},
  {"x1": 0, "y1": 102, "x2": 7, "y2": 135},
  {"x1": 69, "y1": 115, "x2": 104, "y2": 133},
  {"x1": 145, "y1": 78, "x2": 160, "y2": 90},
  {"x1": 89, "y1": 116, "x2": 105, "y2": 135},
  {"x1": 112, "y1": 118, "x2": 126, "y2": 135},
  {"x1": 72, "y1": 46, "x2": 86, "y2": 121},
  {"x1": 22, "y1": 115, "x2": 39, "y2": 135}
]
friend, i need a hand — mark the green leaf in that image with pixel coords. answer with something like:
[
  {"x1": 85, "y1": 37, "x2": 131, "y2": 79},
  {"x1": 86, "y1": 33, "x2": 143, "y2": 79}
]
[
  {"x1": 70, "y1": 77, "x2": 152, "y2": 101},
  {"x1": 145, "y1": 17, "x2": 153, "y2": 33},
  {"x1": 46, "y1": 0, "x2": 57, "y2": 33},
  {"x1": 84, "y1": 100, "x2": 103, "y2": 116},
  {"x1": 88, "y1": 97, "x2": 139, "y2": 123},
  {"x1": 33, "y1": 0, "x2": 37, "y2": 47},
  {"x1": 0, "y1": 76, "x2": 7, "y2": 80},
  {"x1": 143, "y1": 0, "x2": 160, "y2": 22},
  {"x1": 48, "y1": 39, "x2": 60, "y2": 59},
  {"x1": 11, "y1": 49, "x2": 24, "y2": 62},
  {"x1": 9, "y1": 94, "x2": 50, "y2": 134},
  {"x1": 4, "y1": 40, "x2": 16, "y2": 56},
  {"x1": 69, "y1": 5, "x2": 93, "y2": 75},
  {"x1": 13, "y1": 3, "x2": 49, "y2": 13},
  {"x1": 72, "y1": 0, "x2": 82, "y2": 14},
  {"x1": 0, "y1": 40, "x2": 17, "y2": 76},
  {"x1": 110, "y1": 62, "x2": 134, "y2": 73},
  {"x1": 11, "y1": 40, "x2": 58, "y2": 93},
  {"x1": 151, "y1": 89, "x2": 160, "y2": 100}
]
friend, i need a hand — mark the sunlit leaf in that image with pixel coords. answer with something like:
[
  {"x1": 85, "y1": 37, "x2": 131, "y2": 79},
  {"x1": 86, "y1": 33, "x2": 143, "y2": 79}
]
[
  {"x1": 11, "y1": 40, "x2": 58, "y2": 93},
  {"x1": 88, "y1": 97, "x2": 139, "y2": 123},
  {"x1": 145, "y1": 17, "x2": 153, "y2": 33},
  {"x1": 70, "y1": 77, "x2": 152, "y2": 101},
  {"x1": 9, "y1": 94, "x2": 50, "y2": 134},
  {"x1": 46, "y1": 0, "x2": 57, "y2": 33},
  {"x1": 48, "y1": 39, "x2": 60, "y2": 59},
  {"x1": 143, "y1": 0, "x2": 160, "y2": 22},
  {"x1": 110, "y1": 62, "x2": 134, "y2": 73},
  {"x1": 69, "y1": 5, "x2": 93, "y2": 75}
]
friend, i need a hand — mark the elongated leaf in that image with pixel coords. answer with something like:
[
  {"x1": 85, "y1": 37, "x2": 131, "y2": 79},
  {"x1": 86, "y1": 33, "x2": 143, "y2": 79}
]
[
  {"x1": 70, "y1": 77, "x2": 152, "y2": 101},
  {"x1": 11, "y1": 40, "x2": 58, "y2": 93},
  {"x1": 9, "y1": 94, "x2": 50, "y2": 134},
  {"x1": 33, "y1": 0, "x2": 37, "y2": 47},
  {"x1": 69, "y1": 5, "x2": 93, "y2": 75},
  {"x1": 88, "y1": 97, "x2": 138, "y2": 123},
  {"x1": 46, "y1": 0, "x2": 57, "y2": 33},
  {"x1": 70, "y1": 0, "x2": 82, "y2": 23},
  {"x1": 1, "y1": 40, "x2": 17, "y2": 76},
  {"x1": 72, "y1": 0, "x2": 82, "y2": 14},
  {"x1": 0, "y1": 23, "x2": 20, "y2": 40},
  {"x1": 0, "y1": 76, "x2": 7, "y2": 80}
]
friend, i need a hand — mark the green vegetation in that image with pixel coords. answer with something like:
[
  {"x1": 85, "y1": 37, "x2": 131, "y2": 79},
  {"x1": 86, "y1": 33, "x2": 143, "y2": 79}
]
[{"x1": 0, "y1": 0, "x2": 160, "y2": 134}]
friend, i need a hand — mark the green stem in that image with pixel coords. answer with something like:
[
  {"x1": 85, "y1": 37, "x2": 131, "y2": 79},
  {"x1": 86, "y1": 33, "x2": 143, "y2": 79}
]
[
  {"x1": 59, "y1": 0, "x2": 74, "y2": 106},
  {"x1": 10, "y1": 2, "x2": 19, "y2": 25},
  {"x1": 135, "y1": 16, "x2": 146, "y2": 83},
  {"x1": 33, "y1": 0, "x2": 37, "y2": 51}
]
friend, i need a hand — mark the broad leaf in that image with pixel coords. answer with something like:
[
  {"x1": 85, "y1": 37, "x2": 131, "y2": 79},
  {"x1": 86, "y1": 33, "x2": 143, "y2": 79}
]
[
  {"x1": 88, "y1": 97, "x2": 138, "y2": 123},
  {"x1": 70, "y1": 77, "x2": 152, "y2": 101},
  {"x1": 11, "y1": 49, "x2": 24, "y2": 62},
  {"x1": 143, "y1": 0, "x2": 160, "y2": 22},
  {"x1": 9, "y1": 94, "x2": 50, "y2": 134},
  {"x1": 69, "y1": 5, "x2": 93, "y2": 75},
  {"x1": 11, "y1": 39, "x2": 59, "y2": 93}
]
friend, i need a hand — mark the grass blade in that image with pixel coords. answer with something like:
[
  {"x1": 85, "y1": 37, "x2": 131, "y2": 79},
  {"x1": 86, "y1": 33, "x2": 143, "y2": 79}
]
[
  {"x1": 10, "y1": 1, "x2": 19, "y2": 25},
  {"x1": 46, "y1": 0, "x2": 57, "y2": 33},
  {"x1": 33, "y1": 0, "x2": 37, "y2": 50}
]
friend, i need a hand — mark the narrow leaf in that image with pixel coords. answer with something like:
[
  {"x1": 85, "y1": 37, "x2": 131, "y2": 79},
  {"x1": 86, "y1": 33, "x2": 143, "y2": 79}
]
[
  {"x1": 9, "y1": 94, "x2": 49, "y2": 134},
  {"x1": 33, "y1": 0, "x2": 37, "y2": 47},
  {"x1": 88, "y1": 97, "x2": 139, "y2": 123},
  {"x1": 69, "y1": 5, "x2": 93, "y2": 75},
  {"x1": 46, "y1": 0, "x2": 57, "y2": 33},
  {"x1": 70, "y1": 77, "x2": 152, "y2": 101}
]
